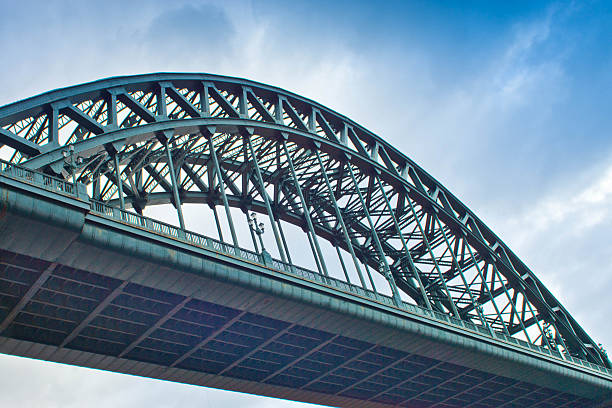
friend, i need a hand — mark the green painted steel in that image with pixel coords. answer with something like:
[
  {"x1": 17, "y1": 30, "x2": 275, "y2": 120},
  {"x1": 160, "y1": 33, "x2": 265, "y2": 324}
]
[
  {"x1": 0, "y1": 73, "x2": 609, "y2": 373},
  {"x1": 0, "y1": 168, "x2": 611, "y2": 407}
]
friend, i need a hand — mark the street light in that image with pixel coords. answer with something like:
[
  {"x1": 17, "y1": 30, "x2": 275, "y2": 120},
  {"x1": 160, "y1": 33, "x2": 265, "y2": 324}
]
[
  {"x1": 543, "y1": 322, "x2": 558, "y2": 350},
  {"x1": 248, "y1": 212, "x2": 266, "y2": 252},
  {"x1": 61, "y1": 145, "x2": 83, "y2": 183}
]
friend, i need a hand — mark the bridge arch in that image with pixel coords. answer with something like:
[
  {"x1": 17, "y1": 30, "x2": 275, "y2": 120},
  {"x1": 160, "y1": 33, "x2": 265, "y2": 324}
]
[{"x1": 0, "y1": 73, "x2": 607, "y2": 368}]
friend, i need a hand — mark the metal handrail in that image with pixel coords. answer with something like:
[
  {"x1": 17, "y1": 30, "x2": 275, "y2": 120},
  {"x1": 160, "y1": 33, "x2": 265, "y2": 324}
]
[
  {"x1": 86, "y1": 199, "x2": 612, "y2": 377},
  {"x1": 1, "y1": 159, "x2": 609, "y2": 376},
  {"x1": 0, "y1": 158, "x2": 76, "y2": 196}
]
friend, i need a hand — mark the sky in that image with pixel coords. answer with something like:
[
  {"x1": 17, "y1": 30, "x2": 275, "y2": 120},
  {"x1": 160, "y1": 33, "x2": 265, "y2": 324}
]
[{"x1": 1, "y1": 0, "x2": 612, "y2": 406}]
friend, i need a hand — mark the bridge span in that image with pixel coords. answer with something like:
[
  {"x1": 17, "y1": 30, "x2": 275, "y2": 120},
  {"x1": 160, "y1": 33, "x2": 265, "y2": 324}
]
[{"x1": 0, "y1": 73, "x2": 611, "y2": 407}]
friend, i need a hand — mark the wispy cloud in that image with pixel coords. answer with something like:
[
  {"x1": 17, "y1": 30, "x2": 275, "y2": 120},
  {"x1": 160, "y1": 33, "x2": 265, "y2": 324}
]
[{"x1": 482, "y1": 154, "x2": 612, "y2": 345}]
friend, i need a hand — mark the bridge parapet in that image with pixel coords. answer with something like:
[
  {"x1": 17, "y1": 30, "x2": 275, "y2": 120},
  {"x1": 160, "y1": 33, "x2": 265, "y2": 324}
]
[
  {"x1": 0, "y1": 158, "x2": 83, "y2": 198},
  {"x1": 2, "y1": 157, "x2": 611, "y2": 380}
]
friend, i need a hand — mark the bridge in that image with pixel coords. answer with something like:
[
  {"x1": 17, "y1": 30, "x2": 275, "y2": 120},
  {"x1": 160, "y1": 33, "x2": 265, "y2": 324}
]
[{"x1": 0, "y1": 73, "x2": 611, "y2": 407}]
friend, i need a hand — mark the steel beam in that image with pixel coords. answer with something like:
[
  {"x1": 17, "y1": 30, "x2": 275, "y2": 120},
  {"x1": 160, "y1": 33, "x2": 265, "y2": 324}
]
[
  {"x1": 428, "y1": 373, "x2": 501, "y2": 408},
  {"x1": 246, "y1": 135, "x2": 287, "y2": 262},
  {"x1": 431, "y1": 213, "x2": 490, "y2": 329},
  {"x1": 335, "y1": 246, "x2": 352, "y2": 284},
  {"x1": 314, "y1": 149, "x2": 367, "y2": 289},
  {"x1": 60, "y1": 281, "x2": 129, "y2": 348},
  {"x1": 119, "y1": 296, "x2": 192, "y2": 358},
  {"x1": 462, "y1": 241, "x2": 511, "y2": 336},
  {"x1": 0, "y1": 128, "x2": 42, "y2": 157},
  {"x1": 113, "y1": 153, "x2": 126, "y2": 210},
  {"x1": 60, "y1": 104, "x2": 105, "y2": 135},
  {"x1": 170, "y1": 310, "x2": 248, "y2": 368},
  {"x1": 0, "y1": 262, "x2": 57, "y2": 333},
  {"x1": 496, "y1": 385, "x2": 544, "y2": 408},
  {"x1": 364, "y1": 359, "x2": 447, "y2": 402},
  {"x1": 463, "y1": 378, "x2": 519, "y2": 408},
  {"x1": 276, "y1": 219, "x2": 293, "y2": 264},
  {"x1": 165, "y1": 84, "x2": 202, "y2": 118},
  {"x1": 116, "y1": 90, "x2": 156, "y2": 123},
  {"x1": 488, "y1": 261, "x2": 532, "y2": 343},
  {"x1": 374, "y1": 175, "x2": 432, "y2": 310},
  {"x1": 345, "y1": 163, "x2": 402, "y2": 306},
  {"x1": 261, "y1": 334, "x2": 340, "y2": 383},
  {"x1": 207, "y1": 130, "x2": 239, "y2": 247},
  {"x1": 282, "y1": 138, "x2": 329, "y2": 277},
  {"x1": 301, "y1": 343, "x2": 380, "y2": 389},
  {"x1": 217, "y1": 323, "x2": 297, "y2": 376},
  {"x1": 399, "y1": 369, "x2": 474, "y2": 406},
  {"x1": 162, "y1": 135, "x2": 185, "y2": 230},
  {"x1": 405, "y1": 197, "x2": 460, "y2": 318},
  {"x1": 211, "y1": 205, "x2": 224, "y2": 241}
]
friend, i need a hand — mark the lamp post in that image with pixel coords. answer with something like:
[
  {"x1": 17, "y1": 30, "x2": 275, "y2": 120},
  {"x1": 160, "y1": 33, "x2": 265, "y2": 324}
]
[
  {"x1": 247, "y1": 212, "x2": 266, "y2": 253},
  {"x1": 61, "y1": 145, "x2": 83, "y2": 183},
  {"x1": 544, "y1": 322, "x2": 558, "y2": 351}
]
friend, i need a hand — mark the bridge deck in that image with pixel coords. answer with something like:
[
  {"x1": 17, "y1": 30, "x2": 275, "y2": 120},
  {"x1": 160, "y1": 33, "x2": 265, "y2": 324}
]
[{"x1": 1, "y1": 166, "x2": 611, "y2": 407}]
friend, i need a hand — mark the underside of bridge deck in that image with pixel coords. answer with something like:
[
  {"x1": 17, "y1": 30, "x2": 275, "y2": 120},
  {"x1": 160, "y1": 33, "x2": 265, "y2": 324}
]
[{"x1": 0, "y1": 247, "x2": 599, "y2": 408}]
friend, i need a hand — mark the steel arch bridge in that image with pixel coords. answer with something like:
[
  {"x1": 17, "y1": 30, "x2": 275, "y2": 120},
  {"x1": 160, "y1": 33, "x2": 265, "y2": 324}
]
[{"x1": 0, "y1": 73, "x2": 610, "y2": 407}]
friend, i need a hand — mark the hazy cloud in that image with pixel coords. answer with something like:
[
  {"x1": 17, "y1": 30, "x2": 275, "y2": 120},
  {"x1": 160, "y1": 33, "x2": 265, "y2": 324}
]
[{"x1": 143, "y1": 4, "x2": 236, "y2": 62}]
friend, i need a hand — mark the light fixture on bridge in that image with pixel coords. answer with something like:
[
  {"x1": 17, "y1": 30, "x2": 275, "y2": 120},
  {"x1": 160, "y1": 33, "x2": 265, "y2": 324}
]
[
  {"x1": 248, "y1": 212, "x2": 266, "y2": 252},
  {"x1": 61, "y1": 145, "x2": 83, "y2": 184}
]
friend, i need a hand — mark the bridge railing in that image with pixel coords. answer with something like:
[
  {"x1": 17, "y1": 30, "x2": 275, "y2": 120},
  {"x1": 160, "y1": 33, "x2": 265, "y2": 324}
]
[
  {"x1": 0, "y1": 159, "x2": 76, "y2": 196},
  {"x1": 88, "y1": 200, "x2": 399, "y2": 306},
  {"x1": 85, "y1": 200, "x2": 612, "y2": 377},
  {"x1": 1, "y1": 159, "x2": 609, "y2": 376}
]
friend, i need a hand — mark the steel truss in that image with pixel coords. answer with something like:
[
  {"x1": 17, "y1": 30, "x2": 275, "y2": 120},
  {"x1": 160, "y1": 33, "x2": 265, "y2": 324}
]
[{"x1": 0, "y1": 73, "x2": 608, "y2": 368}]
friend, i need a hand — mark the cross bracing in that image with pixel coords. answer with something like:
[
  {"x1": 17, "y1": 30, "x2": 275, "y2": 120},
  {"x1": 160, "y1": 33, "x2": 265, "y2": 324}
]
[{"x1": 0, "y1": 73, "x2": 608, "y2": 370}]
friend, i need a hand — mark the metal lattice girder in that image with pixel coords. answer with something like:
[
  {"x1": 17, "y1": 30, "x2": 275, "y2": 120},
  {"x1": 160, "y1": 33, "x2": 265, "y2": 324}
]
[{"x1": 0, "y1": 73, "x2": 608, "y2": 368}]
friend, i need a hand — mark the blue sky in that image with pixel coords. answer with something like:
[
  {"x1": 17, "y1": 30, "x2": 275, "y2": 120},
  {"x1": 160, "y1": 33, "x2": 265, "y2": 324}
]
[{"x1": 1, "y1": 0, "x2": 612, "y2": 406}]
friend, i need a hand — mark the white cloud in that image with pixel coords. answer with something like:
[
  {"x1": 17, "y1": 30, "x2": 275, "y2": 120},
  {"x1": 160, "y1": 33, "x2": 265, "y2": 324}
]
[
  {"x1": 481, "y1": 156, "x2": 612, "y2": 347},
  {"x1": 0, "y1": 354, "x2": 316, "y2": 408},
  {"x1": 502, "y1": 158, "x2": 612, "y2": 246}
]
